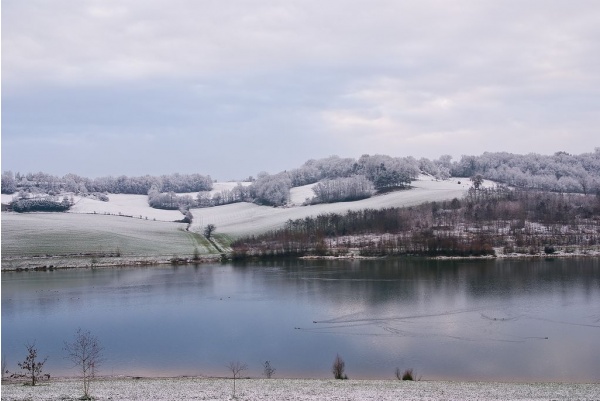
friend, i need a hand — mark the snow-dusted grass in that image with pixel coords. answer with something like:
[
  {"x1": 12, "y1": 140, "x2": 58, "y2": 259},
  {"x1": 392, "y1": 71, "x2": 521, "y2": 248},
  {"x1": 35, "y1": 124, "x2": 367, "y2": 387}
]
[
  {"x1": 1, "y1": 213, "x2": 211, "y2": 259},
  {"x1": 209, "y1": 181, "x2": 252, "y2": 194},
  {"x1": 190, "y1": 177, "x2": 473, "y2": 238},
  {"x1": 1, "y1": 377, "x2": 598, "y2": 401},
  {"x1": 1, "y1": 193, "x2": 17, "y2": 204},
  {"x1": 174, "y1": 181, "x2": 253, "y2": 198},
  {"x1": 289, "y1": 183, "x2": 317, "y2": 205},
  {"x1": 70, "y1": 194, "x2": 182, "y2": 222}
]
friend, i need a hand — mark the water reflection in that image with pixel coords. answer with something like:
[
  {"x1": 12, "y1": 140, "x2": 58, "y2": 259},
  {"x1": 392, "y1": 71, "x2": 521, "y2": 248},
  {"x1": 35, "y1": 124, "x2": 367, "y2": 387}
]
[{"x1": 2, "y1": 258, "x2": 599, "y2": 382}]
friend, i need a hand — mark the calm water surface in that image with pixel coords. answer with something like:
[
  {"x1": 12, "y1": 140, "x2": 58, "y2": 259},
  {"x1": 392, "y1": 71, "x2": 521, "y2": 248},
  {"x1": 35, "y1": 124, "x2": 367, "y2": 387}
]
[{"x1": 2, "y1": 258, "x2": 599, "y2": 382}]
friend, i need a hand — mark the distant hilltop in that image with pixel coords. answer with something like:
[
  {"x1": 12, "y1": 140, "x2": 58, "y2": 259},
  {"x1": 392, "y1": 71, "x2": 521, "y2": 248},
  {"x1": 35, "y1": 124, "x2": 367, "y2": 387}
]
[{"x1": 3, "y1": 150, "x2": 600, "y2": 201}]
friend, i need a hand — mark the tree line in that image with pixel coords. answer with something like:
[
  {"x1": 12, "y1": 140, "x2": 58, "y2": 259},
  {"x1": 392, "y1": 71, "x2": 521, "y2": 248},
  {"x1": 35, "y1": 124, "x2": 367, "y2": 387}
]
[
  {"x1": 451, "y1": 149, "x2": 600, "y2": 194},
  {"x1": 1, "y1": 171, "x2": 213, "y2": 195},
  {"x1": 10, "y1": 197, "x2": 73, "y2": 213},
  {"x1": 231, "y1": 187, "x2": 600, "y2": 258},
  {"x1": 3, "y1": 150, "x2": 599, "y2": 210}
]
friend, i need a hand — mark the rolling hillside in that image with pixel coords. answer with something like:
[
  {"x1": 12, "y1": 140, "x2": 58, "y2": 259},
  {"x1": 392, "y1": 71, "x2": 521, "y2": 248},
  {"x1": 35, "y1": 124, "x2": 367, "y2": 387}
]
[{"x1": 1, "y1": 176, "x2": 479, "y2": 267}]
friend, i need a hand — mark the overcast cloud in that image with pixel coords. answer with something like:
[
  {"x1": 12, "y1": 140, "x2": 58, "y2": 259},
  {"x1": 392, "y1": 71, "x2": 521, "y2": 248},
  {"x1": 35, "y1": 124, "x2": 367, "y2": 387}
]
[{"x1": 2, "y1": 0, "x2": 599, "y2": 179}]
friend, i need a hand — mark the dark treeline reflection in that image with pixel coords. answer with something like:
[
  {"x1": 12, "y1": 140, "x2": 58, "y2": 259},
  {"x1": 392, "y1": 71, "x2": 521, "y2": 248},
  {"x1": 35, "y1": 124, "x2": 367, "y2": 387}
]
[{"x1": 233, "y1": 257, "x2": 600, "y2": 303}]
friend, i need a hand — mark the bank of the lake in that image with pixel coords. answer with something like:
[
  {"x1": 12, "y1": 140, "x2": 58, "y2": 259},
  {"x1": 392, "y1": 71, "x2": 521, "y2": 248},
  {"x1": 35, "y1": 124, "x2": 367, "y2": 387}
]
[
  {"x1": 2, "y1": 377, "x2": 600, "y2": 401},
  {"x1": 2, "y1": 248, "x2": 599, "y2": 272}
]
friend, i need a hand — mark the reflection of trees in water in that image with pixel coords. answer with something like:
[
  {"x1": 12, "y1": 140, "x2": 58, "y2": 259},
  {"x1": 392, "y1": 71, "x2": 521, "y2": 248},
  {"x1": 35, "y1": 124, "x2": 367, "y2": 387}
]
[
  {"x1": 236, "y1": 257, "x2": 600, "y2": 305},
  {"x1": 253, "y1": 258, "x2": 598, "y2": 347}
]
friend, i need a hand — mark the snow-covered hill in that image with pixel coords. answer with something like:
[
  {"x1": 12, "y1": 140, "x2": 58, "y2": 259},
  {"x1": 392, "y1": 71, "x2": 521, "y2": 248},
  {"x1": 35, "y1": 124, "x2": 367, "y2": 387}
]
[
  {"x1": 2, "y1": 176, "x2": 490, "y2": 264},
  {"x1": 189, "y1": 176, "x2": 476, "y2": 237}
]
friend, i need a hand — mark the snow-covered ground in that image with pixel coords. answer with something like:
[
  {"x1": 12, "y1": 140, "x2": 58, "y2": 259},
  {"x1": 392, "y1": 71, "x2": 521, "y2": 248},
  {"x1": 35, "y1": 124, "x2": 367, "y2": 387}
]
[
  {"x1": 289, "y1": 183, "x2": 317, "y2": 205},
  {"x1": 209, "y1": 181, "x2": 252, "y2": 194},
  {"x1": 1, "y1": 193, "x2": 17, "y2": 204},
  {"x1": 70, "y1": 194, "x2": 183, "y2": 221},
  {"x1": 190, "y1": 176, "x2": 473, "y2": 237},
  {"x1": 5, "y1": 177, "x2": 476, "y2": 230},
  {"x1": 1, "y1": 212, "x2": 210, "y2": 260},
  {"x1": 2, "y1": 377, "x2": 598, "y2": 401}
]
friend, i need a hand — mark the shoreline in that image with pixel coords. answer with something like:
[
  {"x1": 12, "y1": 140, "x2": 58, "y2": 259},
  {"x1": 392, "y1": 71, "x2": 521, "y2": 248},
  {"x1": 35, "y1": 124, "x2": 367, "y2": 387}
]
[
  {"x1": 2, "y1": 376, "x2": 599, "y2": 401},
  {"x1": 2, "y1": 248, "x2": 599, "y2": 272}
]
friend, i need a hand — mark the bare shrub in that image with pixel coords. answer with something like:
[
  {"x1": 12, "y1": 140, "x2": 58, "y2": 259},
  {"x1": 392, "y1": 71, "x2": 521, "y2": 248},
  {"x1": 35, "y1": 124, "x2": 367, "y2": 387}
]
[
  {"x1": 263, "y1": 360, "x2": 275, "y2": 378},
  {"x1": 332, "y1": 354, "x2": 347, "y2": 380},
  {"x1": 17, "y1": 342, "x2": 48, "y2": 386},
  {"x1": 226, "y1": 361, "x2": 247, "y2": 397},
  {"x1": 396, "y1": 367, "x2": 419, "y2": 381}
]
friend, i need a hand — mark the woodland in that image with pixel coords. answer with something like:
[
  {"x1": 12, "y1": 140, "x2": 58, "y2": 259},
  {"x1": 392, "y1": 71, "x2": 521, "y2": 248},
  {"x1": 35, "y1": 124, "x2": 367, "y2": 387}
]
[
  {"x1": 230, "y1": 187, "x2": 600, "y2": 258},
  {"x1": 3, "y1": 150, "x2": 600, "y2": 210}
]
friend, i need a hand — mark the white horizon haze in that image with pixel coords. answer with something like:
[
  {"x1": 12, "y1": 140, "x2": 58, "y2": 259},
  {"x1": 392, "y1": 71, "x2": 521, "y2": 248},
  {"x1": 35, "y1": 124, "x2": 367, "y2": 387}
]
[{"x1": 2, "y1": 1, "x2": 599, "y2": 180}]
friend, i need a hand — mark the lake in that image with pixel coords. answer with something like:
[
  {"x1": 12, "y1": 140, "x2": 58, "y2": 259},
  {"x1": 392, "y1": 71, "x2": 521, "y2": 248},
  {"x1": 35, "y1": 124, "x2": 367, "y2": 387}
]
[{"x1": 2, "y1": 258, "x2": 599, "y2": 382}]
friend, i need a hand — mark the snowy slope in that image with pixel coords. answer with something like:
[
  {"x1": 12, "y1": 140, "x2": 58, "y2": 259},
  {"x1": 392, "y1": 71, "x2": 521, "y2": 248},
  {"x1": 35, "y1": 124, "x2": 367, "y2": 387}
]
[
  {"x1": 189, "y1": 177, "x2": 474, "y2": 237},
  {"x1": 1, "y1": 212, "x2": 210, "y2": 258},
  {"x1": 70, "y1": 194, "x2": 183, "y2": 221},
  {"x1": 289, "y1": 183, "x2": 317, "y2": 205}
]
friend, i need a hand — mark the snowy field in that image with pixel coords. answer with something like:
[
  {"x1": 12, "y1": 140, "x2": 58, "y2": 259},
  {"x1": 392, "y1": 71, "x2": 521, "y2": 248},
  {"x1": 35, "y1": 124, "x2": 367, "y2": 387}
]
[
  {"x1": 2, "y1": 377, "x2": 598, "y2": 401},
  {"x1": 70, "y1": 193, "x2": 184, "y2": 221},
  {"x1": 1, "y1": 212, "x2": 211, "y2": 259},
  {"x1": 189, "y1": 177, "x2": 473, "y2": 237},
  {"x1": 289, "y1": 183, "x2": 317, "y2": 205}
]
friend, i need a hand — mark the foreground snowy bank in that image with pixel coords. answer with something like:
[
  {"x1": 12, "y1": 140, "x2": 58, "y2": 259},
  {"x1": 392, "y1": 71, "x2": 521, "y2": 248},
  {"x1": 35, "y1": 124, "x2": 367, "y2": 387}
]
[{"x1": 2, "y1": 377, "x2": 599, "y2": 401}]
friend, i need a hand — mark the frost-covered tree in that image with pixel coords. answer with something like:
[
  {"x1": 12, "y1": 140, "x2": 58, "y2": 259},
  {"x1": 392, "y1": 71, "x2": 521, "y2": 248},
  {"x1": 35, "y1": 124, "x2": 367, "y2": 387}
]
[
  {"x1": 289, "y1": 155, "x2": 356, "y2": 186},
  {"x1": 357, "y1": 154, "x2": 419, "y2": 191},
  {"x1": 12, "y1": 197, "x2": 71, "y2": 213},
  {"x1": 148, "y1": 187, "x2": 196, "y2": 210},
  {"x1": 312, "y1": 175, "x2": 374, "y2": 203},
  {"x1": 419, "y1": 157, "x2": 451, "y2": 180},
  {"x1": 450, "y1": 151, "x2": 600, "y2": 194},
  {"x1": 1, "y1": 171, "x2": 17, "y2": 194},
  {"x1": 196, "y1": 191, "x2": 212, "y2": 207},
  {"x1": 250, "y1": 172, "x2": 292, "y2": 206}
]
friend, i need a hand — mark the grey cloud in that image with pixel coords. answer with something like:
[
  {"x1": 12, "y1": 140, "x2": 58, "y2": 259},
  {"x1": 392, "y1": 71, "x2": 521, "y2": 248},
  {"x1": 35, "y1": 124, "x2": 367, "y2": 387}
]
[{"x1": 2, "y1": 0, "x2": 599, "y2": 177}]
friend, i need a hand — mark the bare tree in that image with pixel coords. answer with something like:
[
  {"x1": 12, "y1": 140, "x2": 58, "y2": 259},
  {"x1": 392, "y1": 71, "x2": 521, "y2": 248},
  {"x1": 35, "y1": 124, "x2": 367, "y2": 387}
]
[
  {"x1": 226, "y1": 361, "x2": 247, "y2": 397},
  {"x1": 17, "y1": 342, "x2": 47, "y2": 386},
  {"x1": 263, "y1": 360, "x2": 275, "y2": 378},
  {"x1": 204, "y1": 224, "x2": 216, "y2": 239},
  {"x1": 64, "y1": 329, "x2": 104, "y2": 400},
  {"x1": 332, "y1": 354, "x2": 347, "y2": 380}
]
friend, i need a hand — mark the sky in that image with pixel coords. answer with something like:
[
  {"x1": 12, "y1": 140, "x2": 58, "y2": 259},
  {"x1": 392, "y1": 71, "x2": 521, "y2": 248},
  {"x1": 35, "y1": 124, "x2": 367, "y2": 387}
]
[{"x1": 2, "y1": 0, "x2": 599, "y2": 180}]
